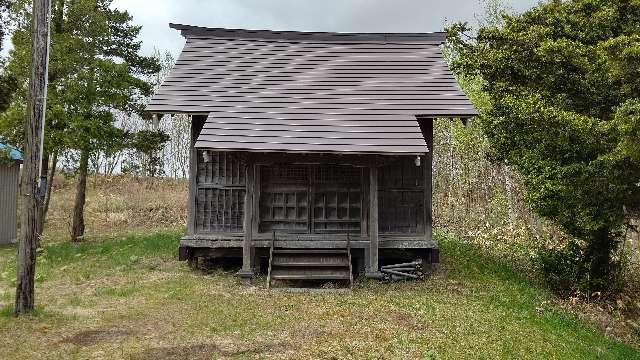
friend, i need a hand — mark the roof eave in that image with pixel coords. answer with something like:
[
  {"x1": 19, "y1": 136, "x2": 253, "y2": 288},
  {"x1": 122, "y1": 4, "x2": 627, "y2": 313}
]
[
  {"x1": 168, "y1": 23, "x2": 447, "y2": 44},
  {"x1": 416, "y1": 111, "x2": 479, "y2": 119},
  {"x1": 192, "y1": 145, "x2": 429, "y2": 156}
]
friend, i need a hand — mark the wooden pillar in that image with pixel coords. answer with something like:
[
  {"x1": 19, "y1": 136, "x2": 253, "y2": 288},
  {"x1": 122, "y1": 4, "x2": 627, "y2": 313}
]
[
  {"x1": 360, "y1": 167, "x2": 368, "y2": 238},
  {"x1": 187, "y1": 115, "x2": 206, "y2": 236},
  {"x1": 251, "y1": 164, "x2": 261, "y2": 237},
  {"x1": 366, "y1": 161, "x2": 382, "y2": 278},
  {"x1": 186, "y1": 116, "x2": 197, "y2": 236},
  {"x1": 238, "y1": 156, "x2": 254, "y2": 283},
  {"x1": 424, "y1": 119, "x2": 434, "y2": 242}
]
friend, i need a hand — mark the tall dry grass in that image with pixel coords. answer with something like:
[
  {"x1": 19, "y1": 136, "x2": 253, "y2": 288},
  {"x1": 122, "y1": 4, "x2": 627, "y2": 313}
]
[{"x1": 42, "y1": 175, "x2": 187, "y2": 242}]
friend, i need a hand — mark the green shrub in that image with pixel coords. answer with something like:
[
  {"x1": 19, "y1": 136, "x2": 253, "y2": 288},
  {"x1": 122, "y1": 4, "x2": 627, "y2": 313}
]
[
  {"x1": 536, "y1": 240, "x2": 583, "y2": 297},
  {"x1": 536, "y1": 239, "x2": 626, "y2": 297}
]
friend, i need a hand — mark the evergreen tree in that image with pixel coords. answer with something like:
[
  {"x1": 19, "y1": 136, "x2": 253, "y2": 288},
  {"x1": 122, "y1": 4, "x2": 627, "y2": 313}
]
[
  {"x1": 448, "y1": 0, "x2": 640, "y2": 293},
  {"x1": 2, "y1": 0, "x2": 161, "y2": 241},
  {"x1": 0, "y1": 0, "x2": 17, "y2": 112}
]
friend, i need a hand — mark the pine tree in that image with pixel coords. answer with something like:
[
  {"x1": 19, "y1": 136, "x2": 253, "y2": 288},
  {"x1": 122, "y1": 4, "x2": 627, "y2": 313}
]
[
  {"x1": 0, "y1": 0, "x2": 17, "y2": 112},
  {"x1": 3, "y1": 0, "x2": 161, "y2": 241}
]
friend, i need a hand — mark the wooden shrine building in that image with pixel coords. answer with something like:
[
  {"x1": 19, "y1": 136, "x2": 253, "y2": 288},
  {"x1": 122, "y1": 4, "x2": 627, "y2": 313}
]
[{"x1": 146, "y1": 24, "x2": 476, "y2": 282}]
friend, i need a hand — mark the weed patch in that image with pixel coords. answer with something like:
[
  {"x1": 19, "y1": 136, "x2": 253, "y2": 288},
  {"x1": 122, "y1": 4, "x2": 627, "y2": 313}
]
[{"x1": 62, "y1": 328, "x2": 134, "y2": 347}]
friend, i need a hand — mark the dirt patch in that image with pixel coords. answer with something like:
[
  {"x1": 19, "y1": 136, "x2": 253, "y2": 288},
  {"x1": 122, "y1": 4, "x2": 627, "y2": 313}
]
[
  {"x1": 288, "y1": 323, "x2": 331, "y2": 341},
  {"x1": 131, "y1": 343, "x2": 269, "y2": 360},
  {"x1": 61, "y1": 328, "x2": 134, "y2": 347},
  {"x1": 388, "y1": 309, "x2": 431, "y2": 332}
]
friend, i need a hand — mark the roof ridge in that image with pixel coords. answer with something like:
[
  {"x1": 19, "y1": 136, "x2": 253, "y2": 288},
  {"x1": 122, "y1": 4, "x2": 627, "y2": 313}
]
[{"x1": 169, "y1": 23, "x2": 447, "y2": 43}]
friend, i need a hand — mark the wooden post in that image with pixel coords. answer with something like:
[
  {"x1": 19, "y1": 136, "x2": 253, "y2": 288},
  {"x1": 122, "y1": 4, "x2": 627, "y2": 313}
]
[
  {"x1": 187, "y1": 115, "x2": 206, "y2": 235},
  {"x1": 251, "y1": 163, "x2": 261, "y2": 235},
  {"x1": 424, "y1": 119, "x2": 434, "y2": 242},
  {"x1": 238, "y1": 156, "x2": 254, "y2": 283},
  {"x1": 15, "y1": 0, "x2": 52, "y2": 314},
  {"x1": 366, "y1": 160, "x2": 382, "y2": 278},
  {"x1": 360, "y1": 167, "x2": 368, "y2": 237},
  {"x1": 187, "y1": 116, "x2": 196, "y2": 235}
]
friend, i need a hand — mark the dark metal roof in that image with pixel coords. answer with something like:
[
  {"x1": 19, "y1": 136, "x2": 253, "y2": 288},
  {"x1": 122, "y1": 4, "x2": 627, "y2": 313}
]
[
  {"x1": 168, "y1": 23, "x2": 448, "y2": 43},
  {"x1": 194, "y1": 112, "x2": 428, "y2": 154},
  {"x1": 148, "y1": 24, "x2": 477, "y2": 154}
]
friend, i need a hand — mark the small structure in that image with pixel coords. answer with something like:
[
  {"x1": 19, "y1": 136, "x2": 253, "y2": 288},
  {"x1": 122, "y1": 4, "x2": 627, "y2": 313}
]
[
  {"x1": 147, "y1": 24, "x2": 476, "y2": 282},
  {"x1": 0, "y1": 142, "x2": 22, "y2": 245}
]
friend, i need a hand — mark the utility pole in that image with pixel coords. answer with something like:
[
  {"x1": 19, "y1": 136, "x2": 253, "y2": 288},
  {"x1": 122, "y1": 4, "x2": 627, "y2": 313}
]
[{"x1": 15, "y1": 0, "x2": 52, "y2": 314}]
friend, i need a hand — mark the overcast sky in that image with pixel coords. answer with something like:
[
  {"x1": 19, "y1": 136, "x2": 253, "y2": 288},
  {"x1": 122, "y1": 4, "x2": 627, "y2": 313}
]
[
  {"x1": 109, "y1": 0, "x2": 540, "y2": 58},
  {"x1": 0, "y1": 1, "x2": 540, "y2": 58}
]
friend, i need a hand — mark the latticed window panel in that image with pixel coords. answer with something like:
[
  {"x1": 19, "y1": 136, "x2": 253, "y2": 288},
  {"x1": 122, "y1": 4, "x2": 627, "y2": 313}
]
[
  {"x1": 196, "y1": 188, "x2": 245, "y2": 233},
  {"x1": 313, "y1": 190, "x2": 361, "y2": 233},
  {"x1": 259, "y1": 191, "x2": 309, "y2": 233},
  {"x1": 313, "y1": 165, "x2": 362, "y2": 233},
  {"x1": 259, "y1": 165, "x2": 309, "y2": 233},
  {"x1": 315, "y1": 165, "x2": 361, "y2": 186},
  {"x1": 261, "y1": 165, "x2": 308, "y2": 186},
  {"x1": 195, "y1": 151, "x2": 247, "y2": 234},
  {"x1": 196, "y1": 151, "x2": 246, "y2": 186}
]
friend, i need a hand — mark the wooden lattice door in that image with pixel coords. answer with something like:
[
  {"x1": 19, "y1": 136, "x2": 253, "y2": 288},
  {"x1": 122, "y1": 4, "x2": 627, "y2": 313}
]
[
  {"x1": 258, "y1": 164, "x2": 363, "y2": 235},
  {"x1": 311, "y1": 165, "x2": 362, "y2": 233},
  {"x1": 259, "y1": 165, "x2": 309, "y2": 233}
]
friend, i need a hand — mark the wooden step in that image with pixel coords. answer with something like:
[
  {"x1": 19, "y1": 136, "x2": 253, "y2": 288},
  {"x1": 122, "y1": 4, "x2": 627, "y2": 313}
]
[
  {"x1": 271, "y1": 268, "x2": 351, "y2": 280},
  {"x1": 271, "y1": 288, "x2": 352, "y2": 294},
  {"x1": 272, "y1": 252, "x2": 350, "y2": 267},
  {"x1": 273, "y1": 249, "x2": 348, "y2": 255},
  {"x1": 271, "y1": 259, "x2": 350, "y2": 267},
  {"x1": 267, "y1": 246, "x2": 354, "y2": 289}
]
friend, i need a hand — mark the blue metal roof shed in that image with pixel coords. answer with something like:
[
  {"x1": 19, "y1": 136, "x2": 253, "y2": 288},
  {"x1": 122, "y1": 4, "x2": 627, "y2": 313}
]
[
  {"x1": 0, "y1": 142, "x2": 22, "y2": 245},
  {"x1": 0, "y1": 142, "x2": 23, "y2": 162}
]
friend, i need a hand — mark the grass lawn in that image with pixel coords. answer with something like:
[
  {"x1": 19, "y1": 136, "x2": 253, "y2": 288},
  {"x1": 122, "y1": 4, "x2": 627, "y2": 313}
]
[{"x1": 0, "y1": 231, "x2": 637, "y2": 359}]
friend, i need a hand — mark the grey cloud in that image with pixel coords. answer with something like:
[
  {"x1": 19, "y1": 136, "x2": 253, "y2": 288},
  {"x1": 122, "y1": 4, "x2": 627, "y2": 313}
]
[{"x1": 3, "y1": 1, "x2": 539, "y2": 58}]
